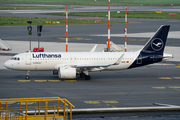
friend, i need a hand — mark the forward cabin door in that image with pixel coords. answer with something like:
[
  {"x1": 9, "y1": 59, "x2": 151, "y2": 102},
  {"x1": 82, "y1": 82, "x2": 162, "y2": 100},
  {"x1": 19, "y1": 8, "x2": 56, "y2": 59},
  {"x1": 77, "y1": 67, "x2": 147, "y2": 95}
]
[{"x1": 26, "y1": 54, "x2": 31, "y2": 65}]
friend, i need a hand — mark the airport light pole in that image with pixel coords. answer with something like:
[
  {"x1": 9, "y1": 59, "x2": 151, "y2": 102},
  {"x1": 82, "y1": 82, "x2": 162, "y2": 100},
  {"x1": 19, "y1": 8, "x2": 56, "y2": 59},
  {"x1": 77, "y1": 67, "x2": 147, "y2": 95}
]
[
  {"x1": 37, "y1": 21, "x2": 43, "y2": 52},
  {"x1": 66, "y1": 5, "x2": 68, "y2": 52},
  {"x1": 27, "y1": 18, "x2": 32, "y2": 51},
  {"x1": 125, "y1": 8, "x2": 127, "y2": 52},
  {"x1": 107, "y1": 0, "x2": 111, "y2": 52}
]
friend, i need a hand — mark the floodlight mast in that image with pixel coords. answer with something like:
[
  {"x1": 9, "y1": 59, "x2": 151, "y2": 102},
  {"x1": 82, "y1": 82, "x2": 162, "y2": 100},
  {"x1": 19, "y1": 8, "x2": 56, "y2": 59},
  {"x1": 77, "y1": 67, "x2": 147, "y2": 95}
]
[
  {"x1": 37, "y1": 21, "x2": 43, "y2": 52},
  {"x1": 66, "y1": 5, "x2": 68, "y2": 52},
  {"x1": 107, "y1": 0, "x2": 111, "y2": 52},
  {"x1": 125, "y1": 8, "x2": 127, "y2": 52},
  {"x1": 27, "y1": 18, "x2": 32, "y2": 51}
]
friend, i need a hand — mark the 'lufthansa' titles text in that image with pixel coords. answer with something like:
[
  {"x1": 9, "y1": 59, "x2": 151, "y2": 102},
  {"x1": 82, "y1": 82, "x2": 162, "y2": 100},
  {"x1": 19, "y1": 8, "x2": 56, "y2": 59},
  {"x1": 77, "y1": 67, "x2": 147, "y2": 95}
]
[{"x1": 33, "y1": 53, "x2": 61, "y2": 58}]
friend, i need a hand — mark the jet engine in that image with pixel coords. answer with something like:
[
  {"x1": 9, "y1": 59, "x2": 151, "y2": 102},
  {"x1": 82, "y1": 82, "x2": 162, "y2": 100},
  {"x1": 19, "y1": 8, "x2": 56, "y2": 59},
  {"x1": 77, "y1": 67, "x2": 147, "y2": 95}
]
[{"x1": 58, "y1": 66, "x2": 76, "y2": 79}]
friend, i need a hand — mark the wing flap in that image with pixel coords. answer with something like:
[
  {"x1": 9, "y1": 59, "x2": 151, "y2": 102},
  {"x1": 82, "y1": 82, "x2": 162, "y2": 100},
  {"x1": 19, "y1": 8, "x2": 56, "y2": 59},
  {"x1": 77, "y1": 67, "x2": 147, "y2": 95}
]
[{"x1": 76, "y1": 64, "x2": 109, "y2": 68}]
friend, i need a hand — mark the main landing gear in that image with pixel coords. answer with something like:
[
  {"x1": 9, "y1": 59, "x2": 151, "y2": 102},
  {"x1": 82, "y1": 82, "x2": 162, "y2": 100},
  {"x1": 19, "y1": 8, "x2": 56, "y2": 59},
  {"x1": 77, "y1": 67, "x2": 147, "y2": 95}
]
[
  {"x1": 25, "y1": 70, "x2": 30, "y2": 79},
  {"x1": 80, "y1": 72, "x2": 91, "y2": 80},
  {"x1": 25, "y1": 70, "x2": 91, "y2": 80}
]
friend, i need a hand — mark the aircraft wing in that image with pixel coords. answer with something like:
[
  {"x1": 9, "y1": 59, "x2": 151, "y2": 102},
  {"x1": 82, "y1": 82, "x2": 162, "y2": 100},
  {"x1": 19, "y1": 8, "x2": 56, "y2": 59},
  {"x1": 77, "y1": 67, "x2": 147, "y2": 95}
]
[
  {"x1": 75, "y1": 64, "x2": 109, "y2": 71},
  {"x1": 75, "y1": 54, "x2": 125, "y2": 70},
  {"x1": 54, "y1": 54, "x2": 125, "y2": 71},
  {"x1": 76, "y1": 64, "x2": 110, "y2": 68}
]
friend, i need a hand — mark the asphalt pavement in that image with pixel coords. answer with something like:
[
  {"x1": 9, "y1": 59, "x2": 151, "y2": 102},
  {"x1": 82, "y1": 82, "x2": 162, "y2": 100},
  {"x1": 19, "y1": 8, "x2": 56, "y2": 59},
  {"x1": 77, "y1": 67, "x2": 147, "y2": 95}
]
[{"x1": 0, "y1": 5, "x2": 180, "y2": 119}]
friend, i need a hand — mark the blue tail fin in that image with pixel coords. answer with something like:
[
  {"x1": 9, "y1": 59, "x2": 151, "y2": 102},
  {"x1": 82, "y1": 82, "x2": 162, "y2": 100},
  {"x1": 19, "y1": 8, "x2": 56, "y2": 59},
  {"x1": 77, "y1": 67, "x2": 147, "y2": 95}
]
[
  {"x1": 141, "y1": 25, "x2": 170, "y2": 54},
  {"x1": 128, "y1": 25, "x2": 171, "y2": 69}
]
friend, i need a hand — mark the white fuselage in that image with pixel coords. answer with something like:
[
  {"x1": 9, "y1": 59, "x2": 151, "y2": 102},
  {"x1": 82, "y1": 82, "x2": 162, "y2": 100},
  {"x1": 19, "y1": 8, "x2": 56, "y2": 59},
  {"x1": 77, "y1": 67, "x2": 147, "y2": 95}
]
[
  {"x1": 4, "y1": 51, "x2": 140, "y2": 71},
  {"x1": 3, "y1": 25, "x2": 173, "y2": 80}
]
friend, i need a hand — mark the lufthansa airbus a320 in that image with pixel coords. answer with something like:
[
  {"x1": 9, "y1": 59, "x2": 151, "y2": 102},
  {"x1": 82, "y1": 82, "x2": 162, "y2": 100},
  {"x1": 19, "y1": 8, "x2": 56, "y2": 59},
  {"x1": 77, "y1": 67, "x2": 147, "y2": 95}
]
[{"x1": 4, "y1": 25, "x2": 173, "y2": 80}]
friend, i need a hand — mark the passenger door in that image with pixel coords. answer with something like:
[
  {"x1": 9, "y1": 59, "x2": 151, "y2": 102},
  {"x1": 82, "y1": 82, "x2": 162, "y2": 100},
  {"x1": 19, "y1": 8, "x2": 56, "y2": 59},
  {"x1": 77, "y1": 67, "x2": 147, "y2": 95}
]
[{"x1": 26, "y1": 54, "x2": 31, "y2": 65}]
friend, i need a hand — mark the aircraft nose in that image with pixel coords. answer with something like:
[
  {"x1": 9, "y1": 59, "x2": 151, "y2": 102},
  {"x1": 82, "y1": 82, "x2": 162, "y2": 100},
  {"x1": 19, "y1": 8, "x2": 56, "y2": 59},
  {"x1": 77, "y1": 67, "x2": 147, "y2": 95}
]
[{"x1": 4, "y1": 60, "x2": 11, "y2": 69}]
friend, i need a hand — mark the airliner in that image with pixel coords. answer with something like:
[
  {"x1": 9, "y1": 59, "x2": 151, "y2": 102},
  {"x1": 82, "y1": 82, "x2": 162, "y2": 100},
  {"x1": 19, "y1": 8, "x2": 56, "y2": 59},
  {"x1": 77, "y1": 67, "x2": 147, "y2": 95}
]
[{"x1": 4, "y1": 25, "x2": 173, "y2": 80}]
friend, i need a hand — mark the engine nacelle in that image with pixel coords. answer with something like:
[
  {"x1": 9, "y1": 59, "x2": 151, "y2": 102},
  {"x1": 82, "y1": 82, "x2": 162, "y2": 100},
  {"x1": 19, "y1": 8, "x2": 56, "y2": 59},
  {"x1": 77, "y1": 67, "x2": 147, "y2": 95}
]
[{"x1": 58, "y1": 66, "x2": 76, "y2": 79}]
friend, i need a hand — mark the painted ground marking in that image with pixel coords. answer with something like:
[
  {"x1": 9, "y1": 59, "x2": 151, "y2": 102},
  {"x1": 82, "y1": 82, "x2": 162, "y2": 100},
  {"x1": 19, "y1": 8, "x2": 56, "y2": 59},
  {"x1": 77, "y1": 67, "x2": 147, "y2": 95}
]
[
  {"x1": 168, "y1": 86, "x2": 180, "y2": 89},
  {"x1": 103, "y1": 101, "x2": 119, "y2": 104},
  {"x1": 34, "y1": 80, "x2": 47, "y2": 82},
  {"x1": 152, "y1": 87, "x2": 166, "y2": 89},
  {"x1": 139, "y1": 39, "x2": 146, "y2": 41},
  {"x1": 84, "y1": 101, "x2": 100, "y2": 104},
  {"x1": 48, "y1": 80, "x2": 61, "y2": 82},
  {"x1": 159, "y1": 77, "x2": 172, "y2": 79},
  {"x1": 177, "y1": 64, "x2": 180, "y2": 67},
  {"x1": 64, "y1": 80, "x2": 77, "y2": 82},
  {"x1": 18, "y1": 102, "x2": 35, "y2": 105},
  {"x1": 18, "y1": 80, "x2": 30, "y2": 82}
]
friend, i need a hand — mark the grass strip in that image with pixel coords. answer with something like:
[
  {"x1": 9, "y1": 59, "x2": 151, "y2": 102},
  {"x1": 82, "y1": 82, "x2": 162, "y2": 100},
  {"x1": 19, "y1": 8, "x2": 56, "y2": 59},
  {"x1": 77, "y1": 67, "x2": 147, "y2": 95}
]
[
  {"x1": 1, "y1": 0, "x2": 180, "y2": 6},
  {"x1": 44, "y1": 11, "x2": 180, "y2": 19},
  {"x1": 0, "y1": 5, "x2": 65, "y2": 10},
  {"x1": 0, "y1": 16, "x2": 124, "y2": 26}
]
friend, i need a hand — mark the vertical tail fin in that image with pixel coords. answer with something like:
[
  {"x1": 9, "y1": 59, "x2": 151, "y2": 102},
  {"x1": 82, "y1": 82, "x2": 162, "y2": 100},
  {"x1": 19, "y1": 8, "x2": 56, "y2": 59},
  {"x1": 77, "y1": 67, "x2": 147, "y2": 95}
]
[{"x1": 141, "y1": 25, "x2": 170, "y2": 54}]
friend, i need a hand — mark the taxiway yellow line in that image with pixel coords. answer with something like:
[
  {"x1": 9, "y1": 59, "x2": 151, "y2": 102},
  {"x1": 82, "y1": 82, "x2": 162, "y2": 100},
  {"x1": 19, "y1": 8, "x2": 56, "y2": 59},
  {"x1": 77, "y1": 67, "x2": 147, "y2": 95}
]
[
  {"x1": 18, "y1": 80, "x2": 77, "y2": 82},
  {"x1": 152, "y1": 87, "x2": 166, "y2": 89},
  {"x1": 168, "y1": 86, "x2": 180, "y2": 89},
  {"x1": 139, "y1": 39, "x2": 146, "y2": 41},
  {"x1": 84, "y1": 101, "x2": 100, "y2": 104},
  {"x1": 34, "y1": 80, "x2": 47, "y2": 82},
  {"x1": 173, "y1": 89, "x2": 180, "y2": 91},
  {"x1": 64, "y1": 80, "x2": 77, "y2": 82},
  {"x1": 176, "y1": 64, "x2": 180, "y2": 67},
  {"x1": 48, "y1": 80, "x2": 61, "y2": 82},
  {"x1": 103, "y1": 101, "x2": 119, "y2": 104},
  {"x1": 158, "y1": 77, "x2": 172, "y2": 79},
  {"x1": 18, "y1": 80, "x2": 30, "y2": 82}
]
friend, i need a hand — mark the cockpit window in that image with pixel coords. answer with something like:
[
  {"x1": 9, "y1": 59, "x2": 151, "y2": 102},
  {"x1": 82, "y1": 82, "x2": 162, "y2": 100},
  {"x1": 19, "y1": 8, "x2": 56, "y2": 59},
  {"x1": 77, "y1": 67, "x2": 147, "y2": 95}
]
[{"x1": 11, "y1": 57, "x2": 20, "y2": 61}]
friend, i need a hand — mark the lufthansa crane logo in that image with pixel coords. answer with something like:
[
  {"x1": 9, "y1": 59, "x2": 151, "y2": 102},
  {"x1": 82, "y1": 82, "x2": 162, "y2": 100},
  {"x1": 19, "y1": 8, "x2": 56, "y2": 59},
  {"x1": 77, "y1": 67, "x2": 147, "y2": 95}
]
[{"x1": 151, "y1": 38, "x2": 164, "y2": 51}]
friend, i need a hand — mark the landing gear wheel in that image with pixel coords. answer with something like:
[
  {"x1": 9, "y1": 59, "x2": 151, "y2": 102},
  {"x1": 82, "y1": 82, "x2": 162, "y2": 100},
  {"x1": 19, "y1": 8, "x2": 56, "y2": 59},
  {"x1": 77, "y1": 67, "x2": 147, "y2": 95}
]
[
  {"x1": 26, "y1": 70, "x2": 30, "y2": 80},
  {"x1": 85, "y1": 75, "x2": 91, "y2": 80},
  {"x1": 80, "y1": 72, "x2": 85, "y2": 78},
  {"x1": 25, "y1": 75, "x2": 30, "y2": 80}
]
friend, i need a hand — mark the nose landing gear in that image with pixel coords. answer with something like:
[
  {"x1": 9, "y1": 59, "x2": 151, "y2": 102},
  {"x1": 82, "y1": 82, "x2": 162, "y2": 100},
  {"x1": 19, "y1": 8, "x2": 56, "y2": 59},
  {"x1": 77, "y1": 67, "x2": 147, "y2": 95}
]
[{"x1": 25, "y1": 70, "x2": 30, "y2": 79}]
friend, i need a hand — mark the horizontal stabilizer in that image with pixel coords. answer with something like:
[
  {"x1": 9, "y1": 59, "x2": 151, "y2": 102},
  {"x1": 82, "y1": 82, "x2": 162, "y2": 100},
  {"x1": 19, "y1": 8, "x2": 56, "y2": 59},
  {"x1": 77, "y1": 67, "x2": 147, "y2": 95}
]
[{"x1": 90, "y1": 44, "x2": 97, "y2": 52}]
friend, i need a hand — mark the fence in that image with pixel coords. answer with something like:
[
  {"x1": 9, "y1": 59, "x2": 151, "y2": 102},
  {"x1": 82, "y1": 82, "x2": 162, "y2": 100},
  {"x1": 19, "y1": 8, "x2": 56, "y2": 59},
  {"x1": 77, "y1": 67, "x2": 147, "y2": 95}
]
[{"x1": 0, "y1": 97, "x2": 75, "y2": 120}]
